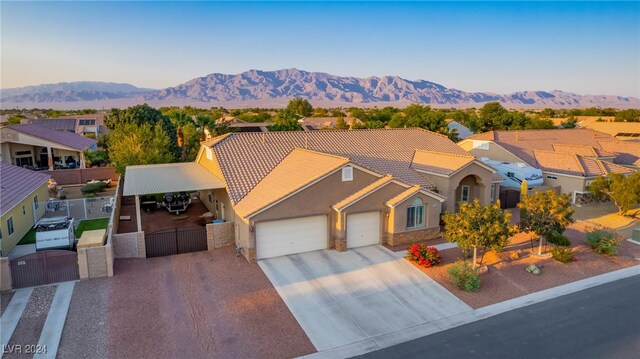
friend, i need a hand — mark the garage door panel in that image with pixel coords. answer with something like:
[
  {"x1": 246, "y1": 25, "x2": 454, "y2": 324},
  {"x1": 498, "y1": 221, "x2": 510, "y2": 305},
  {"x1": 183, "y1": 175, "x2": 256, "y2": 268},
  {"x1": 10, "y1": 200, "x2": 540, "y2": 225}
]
[
  {"x1": 256, "y1": 215, "x2": 327, "y2": 259},
  {"x1": 347, "y1": 212, "x2": 380, "y2": 248}
]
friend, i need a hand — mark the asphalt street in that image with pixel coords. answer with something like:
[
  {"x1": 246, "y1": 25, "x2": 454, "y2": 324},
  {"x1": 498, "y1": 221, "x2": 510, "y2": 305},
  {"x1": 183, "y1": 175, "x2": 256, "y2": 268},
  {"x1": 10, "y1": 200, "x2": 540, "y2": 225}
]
[{"x1": 358, "y1": 275, "x2": 640, "y2": 359}]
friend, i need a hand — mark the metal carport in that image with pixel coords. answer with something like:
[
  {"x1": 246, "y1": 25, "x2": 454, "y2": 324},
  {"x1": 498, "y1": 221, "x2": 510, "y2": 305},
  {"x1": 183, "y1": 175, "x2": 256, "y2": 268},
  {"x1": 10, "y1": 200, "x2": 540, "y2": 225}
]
[{"x1": 123, "y1": 162, "x2": 225, "y2": 231}]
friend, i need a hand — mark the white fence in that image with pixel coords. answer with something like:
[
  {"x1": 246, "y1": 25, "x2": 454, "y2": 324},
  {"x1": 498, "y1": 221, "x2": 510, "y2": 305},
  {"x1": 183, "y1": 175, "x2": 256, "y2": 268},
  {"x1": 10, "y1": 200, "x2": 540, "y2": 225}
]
[{"x1": 37, "y1": 196, "x2": 115, "y2": 222}]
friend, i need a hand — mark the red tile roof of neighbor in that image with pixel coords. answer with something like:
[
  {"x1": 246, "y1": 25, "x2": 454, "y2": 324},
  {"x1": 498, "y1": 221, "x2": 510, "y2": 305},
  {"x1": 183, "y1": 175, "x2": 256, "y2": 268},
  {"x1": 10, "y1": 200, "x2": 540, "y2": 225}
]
[
  {"x1": 207, "y1": 128, "x2": 470, "y2": 204},
  {"x1": 0, "y1": 163, "x2": 50, "y2": 213},
  {"x1": 7, "y1": 124, "x2": 97, "y2": 151},
  {"x1": 467, "y1": 129, "x2": 639, "y2": 176}
]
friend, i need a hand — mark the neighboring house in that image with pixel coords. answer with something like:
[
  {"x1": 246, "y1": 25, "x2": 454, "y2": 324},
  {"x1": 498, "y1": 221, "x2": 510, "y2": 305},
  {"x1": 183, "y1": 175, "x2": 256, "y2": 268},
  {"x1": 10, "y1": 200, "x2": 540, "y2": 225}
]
[
  {"x1": 24, "y1": 113, "x2": 107, "y2": 136},
  {"x1": 195, "y1": 128, "x2": 501, "y2": 261},
  {"x1": 0, "y1": 124, "x2": 97, "y2": 170},
  {"x1": 299, "y1": 117, "x2": 361, "y2": 130},
  {"x1": 0, "y1": 163, "x2": 49, "y2": 256},
  {"x1": 577, "y1": 121, "x2": 640, "y2": 140},
  {"x1": 446, "y1": 120, "x2": 474, "y2": 140},
  {"x1": 458, "y1": 129, "x2": 637, "y2": 195}
]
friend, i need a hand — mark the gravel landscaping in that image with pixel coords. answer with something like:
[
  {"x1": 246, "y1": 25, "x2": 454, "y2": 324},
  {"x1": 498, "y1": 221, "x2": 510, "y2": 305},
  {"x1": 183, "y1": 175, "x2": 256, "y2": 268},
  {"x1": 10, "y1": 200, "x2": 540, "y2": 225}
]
[
  {"x1": 5, "y1": 285, "x2": 57, "y2": 359},
  {"x1": 410, "y1": 221, "x2": 640, "y2": 309},
  {"x1": 1, "y1": 291, "x2": 15, "y2": 317}
]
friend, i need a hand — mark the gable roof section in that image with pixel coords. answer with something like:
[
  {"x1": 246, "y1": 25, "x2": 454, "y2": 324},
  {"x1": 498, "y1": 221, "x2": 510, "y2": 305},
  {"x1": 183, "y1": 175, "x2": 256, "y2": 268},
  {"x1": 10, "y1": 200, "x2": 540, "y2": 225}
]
[
  {"x1": 27, "y1": 118, "x2": 77, "y2": 132},
  {"x1": 209, "y1": 128, "x2": 468, "y2": 204},
  {"x1": 467, "y1": 129, "x2": 638, "y2": 171},
  {"x1": 551, "y1": 143, "x2": 616, "y2": 158},
  {"x1": 598, "y1": 141, "x2": 640, "y2": 167},
  {"x1": 233, "y1": 148, "x2": 350, "y2": 219},
  {"x1": 0, "y1": 163, "x2": 50, "y2": 214},
  {"x1": 533, "y1": 150, "x2": 633, "y2": 177},
  {"x1": 7, "y1": 124, "x2": 97, "y2": 151},
  {"x1": 333, "y1": 175, "x2": 394, "y2": 211},
  {"x1": 410, "y1": 150, "x2": 475, "y2": 176},
  {"x1": 386, "y1": 186, "x2": 420, "y2": 207}
]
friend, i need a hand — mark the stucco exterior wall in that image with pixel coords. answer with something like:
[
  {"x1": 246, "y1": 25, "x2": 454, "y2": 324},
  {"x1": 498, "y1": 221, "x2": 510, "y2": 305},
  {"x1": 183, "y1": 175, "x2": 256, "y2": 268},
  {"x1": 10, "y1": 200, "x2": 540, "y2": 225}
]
[
  {"x1": 541, "y1": 172, "x2": 587, "y2": 194},
  {"x1": 390, "y1": 193, "x2": 441, "y2": 235},
  {"x1": 0, "y1": 183, "x2": 48, "y2": 256},
  {"x1": 459, "y1": 140, "x2": 524, "y2": 163}
]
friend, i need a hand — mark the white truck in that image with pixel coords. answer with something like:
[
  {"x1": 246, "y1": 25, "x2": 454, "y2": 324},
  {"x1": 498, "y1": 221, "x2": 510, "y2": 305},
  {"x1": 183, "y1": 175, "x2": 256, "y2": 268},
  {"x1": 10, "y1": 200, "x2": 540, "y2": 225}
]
[{"x1": 35, "y1": 216, "x2": 76, "y2": 251}]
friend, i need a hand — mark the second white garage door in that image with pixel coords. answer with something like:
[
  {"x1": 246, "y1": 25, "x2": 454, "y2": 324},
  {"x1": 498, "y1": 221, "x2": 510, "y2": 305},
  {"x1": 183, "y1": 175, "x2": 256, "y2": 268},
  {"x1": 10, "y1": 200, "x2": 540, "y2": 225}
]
[
  {"x1": 347, "y1": 211, "x2": 381, "y2": 248},
  {"x1": 256, "y1": 215, "x2": 327, "y2": 259}
]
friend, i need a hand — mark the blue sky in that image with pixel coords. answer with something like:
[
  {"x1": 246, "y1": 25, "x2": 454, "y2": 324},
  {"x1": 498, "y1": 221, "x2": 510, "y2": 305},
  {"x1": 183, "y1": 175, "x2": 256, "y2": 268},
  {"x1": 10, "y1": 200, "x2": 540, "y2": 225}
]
[{"x1": 2, "y1": 1, "x2": 639, "y2": 97}]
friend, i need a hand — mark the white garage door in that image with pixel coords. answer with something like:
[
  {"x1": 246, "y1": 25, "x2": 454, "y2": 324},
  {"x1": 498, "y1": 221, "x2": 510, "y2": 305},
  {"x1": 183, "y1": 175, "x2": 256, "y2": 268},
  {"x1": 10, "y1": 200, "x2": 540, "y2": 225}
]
[
  {"x1": 256, "y1": 215, "x2": 327, "y2": 259},
  {"x1": 347, "y1": 211, "x2": 381, "y2": 248}
]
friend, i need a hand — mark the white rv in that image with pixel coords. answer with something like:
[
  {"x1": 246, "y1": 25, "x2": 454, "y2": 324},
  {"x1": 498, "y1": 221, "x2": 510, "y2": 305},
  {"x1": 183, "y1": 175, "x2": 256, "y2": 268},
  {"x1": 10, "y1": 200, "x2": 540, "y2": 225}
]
[
  {"x1": 479, "y1": 158, "x2": 543, "y2": 189},
  {"x1": 35, "y1": 217, "x2": 76, "y2": 251}
]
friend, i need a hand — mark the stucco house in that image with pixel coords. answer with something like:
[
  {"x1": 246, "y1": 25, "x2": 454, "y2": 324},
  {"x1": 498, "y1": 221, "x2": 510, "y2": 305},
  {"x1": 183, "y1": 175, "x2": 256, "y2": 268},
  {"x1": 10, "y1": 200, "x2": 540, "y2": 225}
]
[
  {"x1": 0, "y1": 124, "x2": 97, "y2": 170},
  {"x1": 195, "y1": 128, "x2": 502, "y2": 261},
  {"x1": 25, "y1": 113, "x2": 107, "y2": 137},
  {"x1": 458, "y1": 129, "x2": 638, "y2": 196},
  {"x1": 0, "y1": 163, "x2": 50, "y2": 256}
]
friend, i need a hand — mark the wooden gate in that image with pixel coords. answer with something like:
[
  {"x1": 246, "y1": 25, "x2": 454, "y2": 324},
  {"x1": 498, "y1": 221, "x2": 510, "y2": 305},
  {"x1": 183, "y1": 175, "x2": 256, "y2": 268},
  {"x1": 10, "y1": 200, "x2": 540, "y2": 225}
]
[
  {"x1": 499, "y1": 189, "x2": 521, "y2": 209},
  {"x1": 10, "y1": 250, "x2": 79, "y2": 289},
  {"x1": 145, "y1": 227, "x2": 207, "y2": 258}
]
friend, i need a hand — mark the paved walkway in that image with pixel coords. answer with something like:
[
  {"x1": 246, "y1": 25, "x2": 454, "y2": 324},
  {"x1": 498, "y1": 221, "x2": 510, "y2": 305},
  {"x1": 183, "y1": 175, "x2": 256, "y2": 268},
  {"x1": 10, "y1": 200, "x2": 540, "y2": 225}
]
[
  {"x1": 1, "y1": 282, "x2": 75, "y2": 358},
  {"x1": 259, "y1": 245, "x2": 471, "y2": 352}
]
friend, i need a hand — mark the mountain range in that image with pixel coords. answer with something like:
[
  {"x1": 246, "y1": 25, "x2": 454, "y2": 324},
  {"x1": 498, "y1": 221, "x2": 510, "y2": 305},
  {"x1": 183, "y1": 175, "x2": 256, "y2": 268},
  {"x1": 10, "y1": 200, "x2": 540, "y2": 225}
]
[{"x1": 1, "y1": 69, "x2": 638, "y2": 109}]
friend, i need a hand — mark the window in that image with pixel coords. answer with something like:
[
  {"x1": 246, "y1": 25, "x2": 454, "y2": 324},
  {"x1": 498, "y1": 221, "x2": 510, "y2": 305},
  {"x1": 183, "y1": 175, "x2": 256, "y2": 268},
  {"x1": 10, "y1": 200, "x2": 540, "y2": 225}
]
[
  {"x1": 506, "y1": 172, "x2": 515, "y2": 178},
  {"x1": 490, "y1": 184, "x2": 496, "y2": 202},
  {"x1": 79, "y1": 119, "x2": 96, "y2": 125},
  {"x1": 34, "y1": 195, "x2": 39, "y2": 210},
  {"x1": 7, "y1": 217, "x2": 14, "y2": 236},
  {"x1": 342, "y1": 166, "x2": 353, "y2": 182},
  {"x1": 16, "y1": 150, "x2": 32, "y2": 156},
  {"x1": 22, "y1": 205, "x2": 26, "y2": 215},
  {"x1": 461, "y1": 185, "x2": 470, "y2": 202},
  {"x1": 406, "y1": 198, "x2": 425, "y2": 229},
  {"x1": 546, "y1": 175, "x2": 558, "y2": 180}
]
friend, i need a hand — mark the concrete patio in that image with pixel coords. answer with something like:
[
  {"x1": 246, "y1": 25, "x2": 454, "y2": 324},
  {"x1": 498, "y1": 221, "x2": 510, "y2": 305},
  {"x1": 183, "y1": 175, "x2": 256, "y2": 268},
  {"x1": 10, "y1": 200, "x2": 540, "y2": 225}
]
[{"x1": 259, "y1": 245, "x2": 471, "y2": 352}]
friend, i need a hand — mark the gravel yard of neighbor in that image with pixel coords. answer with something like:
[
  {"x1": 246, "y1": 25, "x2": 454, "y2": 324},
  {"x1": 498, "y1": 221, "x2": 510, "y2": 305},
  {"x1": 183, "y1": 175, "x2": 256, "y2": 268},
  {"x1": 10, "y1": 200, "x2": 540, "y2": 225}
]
[
  {"x1": 412, "y1": 221, "x2": 640, "y2": 309},
  {"x1": 1, "y1": 291, "x2": 15, "y2": 316},
  {"x1": 5, "y1": 285, "x2": 57, "y2": 359}
]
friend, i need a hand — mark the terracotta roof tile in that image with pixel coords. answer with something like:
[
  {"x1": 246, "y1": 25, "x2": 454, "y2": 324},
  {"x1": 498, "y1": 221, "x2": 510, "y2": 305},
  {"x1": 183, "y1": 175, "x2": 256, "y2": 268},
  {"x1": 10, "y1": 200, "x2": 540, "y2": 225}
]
[
  {"x1": 209, "y1": 128, "x2": 467, "y2": 203},
  {"x1": 533, "y1": 150, "x2": 632, "y2": 177},
  {"x1": 385, "y1": 186, "x2": 421, "y2": 207},
  {"x1": 233, "y1": 148, "x2": 350, "y2": 218},
  {"x1": 551, "y1": 144, "x2": 616, "y2": 158},
  {"x1": 333, "y1": 175, "x2": 393, "y2": 211},
  {"x1": 598, "y1": 141, "x2": 640, "y2": 167},
  {"x1": 0, "y1": 163, "x2": 50, "y2": 213},
  {"x1": 410, "y1": 150, "x2": 475, "y2": 176}
]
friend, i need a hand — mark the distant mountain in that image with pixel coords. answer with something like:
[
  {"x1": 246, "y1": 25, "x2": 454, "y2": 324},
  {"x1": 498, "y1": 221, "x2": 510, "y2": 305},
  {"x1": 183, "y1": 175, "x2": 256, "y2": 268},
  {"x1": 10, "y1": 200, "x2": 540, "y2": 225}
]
[
  {"x1": 0, "y1": 81, "x2": 154, "y2": 104},
  {"x1": 1, "y1": 70, "x2": 638, "y2": 109}
]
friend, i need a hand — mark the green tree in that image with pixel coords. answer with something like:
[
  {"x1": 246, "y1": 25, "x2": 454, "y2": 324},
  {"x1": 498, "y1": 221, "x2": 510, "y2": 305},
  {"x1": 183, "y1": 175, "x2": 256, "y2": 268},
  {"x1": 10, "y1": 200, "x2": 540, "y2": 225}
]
[
  {"x1": 587, "y1": 173, "x2": 640, "y2": 215},
  {"x1": 518, "y1": 190, "x2": 575, "y2": 255},
  {"x1": 6, "y1": 115, "x2": 24, "y2": 125},
  {"x1": 442, "y1": 200, "x2": 514, "y2": 268},
  {"x1": 108, "y1": 122, "x2": 174, "y2": 175},
  {"x1": 286, "y1": 98, "x2": 313, "y2": 117},
  {"x1": 388, "y1": 112, "x2": 406, "y2": 128},
  {"x1": 615, "y1": 109, "x2": 640, "y2": 122},
  {"x1": 194, "y1": 114, "x2": 214, "y2": 141},
  {"x1": 268, "y1": 110, "x2": 303, "y2": 131},
  {"x1": 335, "y1": 116, "x2": 349, "y2": 130},
  {"x1": 169, "y1": 111, "x2": 194, "y2": 161},
  {"x1": 560, "y1": 116, "x2": 577, "y2": 128},
  {"x1": 478, "y1": 102, "x2": 508, "y2": 132}
]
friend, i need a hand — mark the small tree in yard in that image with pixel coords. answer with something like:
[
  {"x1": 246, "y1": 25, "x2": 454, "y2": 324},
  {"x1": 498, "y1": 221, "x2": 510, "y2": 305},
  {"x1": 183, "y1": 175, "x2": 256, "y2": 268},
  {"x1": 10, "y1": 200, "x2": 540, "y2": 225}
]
[
  {"x1": 443, "y1": 199, "x2": 514, "y2": 268},
  {"x1": 518, "y1": 190, "x2": 574, "y2": 256},
  {"x1": 587, "y1": 173, "x2": 640, "y2": 216}
]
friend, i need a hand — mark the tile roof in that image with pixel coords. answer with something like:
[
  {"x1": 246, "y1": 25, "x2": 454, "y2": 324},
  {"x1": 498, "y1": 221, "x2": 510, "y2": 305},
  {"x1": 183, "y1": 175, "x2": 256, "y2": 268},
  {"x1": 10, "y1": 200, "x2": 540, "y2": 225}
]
[
  {"x1": 0, "y1": 163, "x2": 50, "y2": 214},
  {"x1": 410, "y1": 150, "x2": 475, "y2": 176},
  {"x1": 385, "y1": 186, "x2": 422, "y2": 207},
  {"x1": 6, "y1": 124, "x2": 97, "y2": 151},
  {"x1": 333, "y1": 175, "x2": 393, "y2": 211},
  {"x1": 532, "y1": 150, "x2": 633, "y2": 177},
  {"x1": 467, "y1": 129, "x2": 639, "y2": 172},
  {"x1": 209, "y1": 128, "x2": 467, "y2": 204},
  {"x1": 551, "y1": 144, "x2": 616, "y2": 158},
  {"x1": 233, "y1": 148, "x2": 350, "y2": 218}
]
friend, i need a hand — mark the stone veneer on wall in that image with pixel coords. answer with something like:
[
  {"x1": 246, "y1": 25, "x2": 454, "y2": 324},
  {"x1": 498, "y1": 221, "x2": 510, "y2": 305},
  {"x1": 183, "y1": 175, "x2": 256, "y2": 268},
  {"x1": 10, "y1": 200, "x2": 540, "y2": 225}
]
[{"x1": 385, "y1": 227, "x2": 440, "y2": 246}]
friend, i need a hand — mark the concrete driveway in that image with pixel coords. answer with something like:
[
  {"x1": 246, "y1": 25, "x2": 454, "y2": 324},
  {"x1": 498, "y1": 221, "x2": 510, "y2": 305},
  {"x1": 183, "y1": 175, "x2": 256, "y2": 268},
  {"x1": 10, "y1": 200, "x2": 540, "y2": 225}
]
[{"x1": 259, "y1": 245, "x2": 471, "y2": 351}]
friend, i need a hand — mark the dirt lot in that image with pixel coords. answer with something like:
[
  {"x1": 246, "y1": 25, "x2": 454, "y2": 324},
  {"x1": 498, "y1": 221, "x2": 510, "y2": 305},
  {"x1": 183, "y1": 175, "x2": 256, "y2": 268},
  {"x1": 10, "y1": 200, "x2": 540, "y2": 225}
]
[
  {"x1": 413, "y1": 221, "x2": 640, "y2": 309},
  {"x1": 58, "y1": 247, "x2": 315, "y2": 359}
]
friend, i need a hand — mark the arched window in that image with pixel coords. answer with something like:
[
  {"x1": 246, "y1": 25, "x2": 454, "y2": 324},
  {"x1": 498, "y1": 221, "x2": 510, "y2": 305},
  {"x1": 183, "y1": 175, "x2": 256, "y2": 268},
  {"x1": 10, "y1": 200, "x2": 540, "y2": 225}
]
[{"x1": 406, "y1": 197, "x2": 426, "y2": 229}]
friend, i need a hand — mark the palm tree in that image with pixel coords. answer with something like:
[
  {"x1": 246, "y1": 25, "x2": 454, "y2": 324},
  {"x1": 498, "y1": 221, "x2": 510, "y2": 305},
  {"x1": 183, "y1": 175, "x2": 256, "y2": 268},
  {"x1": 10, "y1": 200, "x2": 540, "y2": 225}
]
[
  {"x1": 169, "y1": 111, "x2": 193, "y2": 161},
  {"x1": 195, "y1": 114, "x2": 214, "y2": 141}
]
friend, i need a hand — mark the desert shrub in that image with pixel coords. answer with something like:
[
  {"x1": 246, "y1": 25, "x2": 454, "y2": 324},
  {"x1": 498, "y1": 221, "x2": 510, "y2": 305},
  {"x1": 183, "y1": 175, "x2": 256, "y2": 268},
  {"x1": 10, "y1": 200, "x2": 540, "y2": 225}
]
[
  {"x1": 547, "y1": 231, "x2": 571, "y2": 246},
  {"x1": 550, "y1": 246, "x2": 575, "y2": 263},
  {"x1": 447, "y1": 261, "x2": 480, "y2": 292},
  {"x1": 81, "y1": 181, "x2": 106, "y2": 195},
  {"x1": 586, "y1": 228, "x2": 622, "y2": 256},
  {"x1": 406, "y1": 244, "x2": 441, "y2": 268}
]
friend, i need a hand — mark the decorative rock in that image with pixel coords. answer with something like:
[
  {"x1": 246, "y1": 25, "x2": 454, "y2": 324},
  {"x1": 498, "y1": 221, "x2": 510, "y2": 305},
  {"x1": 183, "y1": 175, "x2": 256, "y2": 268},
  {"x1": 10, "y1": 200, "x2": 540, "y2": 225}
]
[{"x1": 525, "y1": 264, "x2": 541, "y2": 275}]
